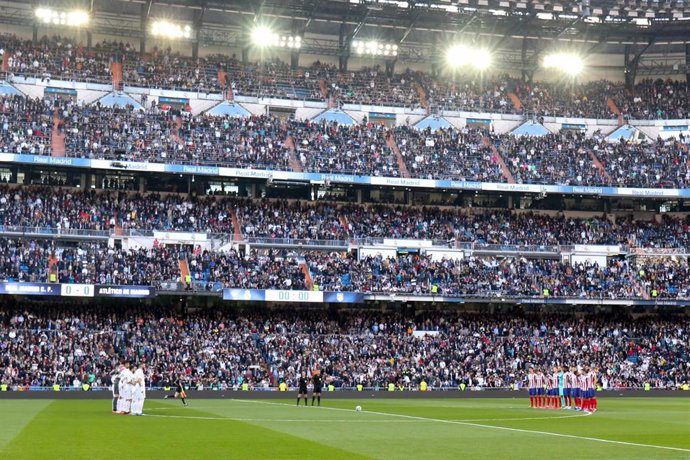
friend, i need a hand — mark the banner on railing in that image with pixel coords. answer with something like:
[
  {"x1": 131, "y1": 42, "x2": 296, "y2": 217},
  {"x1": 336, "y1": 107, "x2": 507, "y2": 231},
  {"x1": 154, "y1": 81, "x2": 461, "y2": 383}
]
[
  {"x1": 94, "y1": 285, "x2": 156, "y2": 298},
  {"x1": 5, "y1": 151, "x2": 690, "y2": 199},
  {"x1": 0, "y1": 282, "x2": 155, "y2": 298},
  {"x1": 0, "y1": 283, "x2": 61, "y2": 296}
]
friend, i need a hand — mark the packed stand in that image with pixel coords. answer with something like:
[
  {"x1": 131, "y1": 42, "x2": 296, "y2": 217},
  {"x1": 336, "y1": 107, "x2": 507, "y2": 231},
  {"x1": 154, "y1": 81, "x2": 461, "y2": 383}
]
[
  {"x1": 4, "y1": 34, "x2": 690, "y2": 119},
  {"x1": 594, "y1": 137, "x2": 690, "y2": 188},
  {"x1": 394, "y1": 126, "x2": 504, "y2": 181},
  {"x1": 6, "y1": 187, "x2": 690, "y2": 249},
  {"x1": 0, "y1": 307, "x2": 688, "y2": 391},
  {"x1": 423, "y1": 73, "x2": 516, "y2": 114},
  {"x1": 60, "y1": 99, "x2": 291, "y2": 169},
  {"x1": 0, "y1": 95, "x2": 53, "y2": 155},
  {"x1": 0, "y1": 239, "x2": 182, "y2": 285},
  {"x1": 235, "y1": 199, "x2": 347, "y2": 241},
  {"x1": 186, "y1": 248, "x2": 307, "y2": 290},
  {"x1": 1, "y1": 34, "x2": 121, "y2": 84},
  {"x1": 306, "y1": 253, "x2": 647, "y2": 298},
  {"x1": 289, "y1": 120, "x2": 400, "y2": 176},
  {"x1": 513, "y1": 80, "x2": 617, "y2": 119},
  {"x1": 615, "y1": 79, "x2": 690, "y2": 121},
  {"x1": 0, "y1": 186, "x2": 236, "y2": 234},
  {"x1": 499, "y1": 132, "x2": 607, "y2": 185}
]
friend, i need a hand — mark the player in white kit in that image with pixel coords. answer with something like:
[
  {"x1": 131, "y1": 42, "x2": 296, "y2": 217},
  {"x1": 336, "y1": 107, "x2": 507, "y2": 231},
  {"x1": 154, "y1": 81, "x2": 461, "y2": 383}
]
[
  {"x1": 130, "y1": 364, "x2": 147, "y2": 416},
  {"x1": 116, "y1": 362, "x2": 133, "y2": 414}
]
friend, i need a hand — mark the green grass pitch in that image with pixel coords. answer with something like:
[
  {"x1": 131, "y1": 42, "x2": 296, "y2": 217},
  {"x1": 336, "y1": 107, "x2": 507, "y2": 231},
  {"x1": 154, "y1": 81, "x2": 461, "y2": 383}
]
[{"x1": 0, "y1": 397, "x2": 688, "y2": 459}]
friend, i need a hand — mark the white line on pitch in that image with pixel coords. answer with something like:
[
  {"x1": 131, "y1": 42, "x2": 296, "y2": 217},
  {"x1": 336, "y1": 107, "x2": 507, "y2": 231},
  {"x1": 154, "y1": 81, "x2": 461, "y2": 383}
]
[
  {"x1": 230, "y1": 399, "x2": 690, "y2": 454},
  {"x1": 145, "y1": 415, "x2": 419, "y2": 422}
]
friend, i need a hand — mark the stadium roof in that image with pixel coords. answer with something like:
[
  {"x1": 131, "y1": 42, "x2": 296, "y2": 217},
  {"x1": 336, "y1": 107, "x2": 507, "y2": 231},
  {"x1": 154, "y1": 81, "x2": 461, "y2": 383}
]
[{"x1": 2, "y1": 0, "x2": 689, "y2": 75}]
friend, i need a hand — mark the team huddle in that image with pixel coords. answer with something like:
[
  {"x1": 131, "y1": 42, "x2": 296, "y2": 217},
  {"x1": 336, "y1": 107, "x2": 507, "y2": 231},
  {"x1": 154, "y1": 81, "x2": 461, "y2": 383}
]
[
  {"x1": 111, "y1": 362, "x2": 147, "y2": 416},
  {"x1": 528, "y1": 366, "x2": 598, "y2": 413}
]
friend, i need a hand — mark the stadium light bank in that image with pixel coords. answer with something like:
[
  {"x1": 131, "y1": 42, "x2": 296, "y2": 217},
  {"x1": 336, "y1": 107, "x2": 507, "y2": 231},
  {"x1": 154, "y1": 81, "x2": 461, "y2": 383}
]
[
  {"x1": 543, "y1": 53, "x2": 584, "y2": 75},
  {"x1": 251, "y1": 26, "x2": 302, "y2": 49},
  {"x1": 445, "y1": 45, "x2": 492, "y2": 70},
  {"x1": 352, "y1": 40, "x2": 398, "y2": 57},
  {"x1": 150, "y1": 20, "x2": 193, "y2": 39},
  {"x1": 35, "y1": 7, "x2": 89, "y2": 27}
]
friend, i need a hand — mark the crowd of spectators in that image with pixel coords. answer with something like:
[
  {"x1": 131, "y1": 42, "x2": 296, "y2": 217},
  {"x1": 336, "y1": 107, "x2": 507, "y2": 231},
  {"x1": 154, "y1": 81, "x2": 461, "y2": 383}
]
[
  {"x1": 5, "y1": 187, "x2": 690, "y2": 250},
  {"x1": 306, "y1": 253, "x2": 650, "y2": 298},
  {"x1": 614, "y1": 79, "x2": 690, "y2": 121},
  {"x1": 499, "y1": 131, "x2": 605, "y2": 185},
  {"x1": 394, "y1": 126, "x2": 503, "y2": 181},
  {"x1": 0, "y1": 186, "x2": 236, "y2": 234},
  {"x1": 4, "y1": 87, "x2": 690, "y2": 187},
  {"x1": 60, "y1": 99, "x2": 291, "y2": 168},
  {"x1": 3, "y1": 33, "x2": 690, "y2": 119},
  {"x1": 0, "y1": 95, "x2": 52, "y2": 155},
  {"x1": 3, "y1": 233, "x2": 690, "y2": 299},
  {"x1": 235, "y1": 199, "x2": 347, "y2": 241},
  {"x1": 0, "y1": 306, "x2": 687, "y2": 391},
  {"x1": 289, "y1": 119, "x2": 400, "y2": 176},
  {"x1": 0, "y1": 238, "x2": 182, "y2": 285},
  {"x1": 593, "y1": 136, "x2": 690, "y2": 188}
]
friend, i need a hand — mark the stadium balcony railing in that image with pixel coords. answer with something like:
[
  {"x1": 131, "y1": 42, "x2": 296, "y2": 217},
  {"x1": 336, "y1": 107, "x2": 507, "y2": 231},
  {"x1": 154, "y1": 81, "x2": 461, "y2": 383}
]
[
  {"x1": 0, "y1": 226, "x2": 639, "y2": 258},
  {"x1": 0, "y1": 225, "x2": 111, "y2": 240}
]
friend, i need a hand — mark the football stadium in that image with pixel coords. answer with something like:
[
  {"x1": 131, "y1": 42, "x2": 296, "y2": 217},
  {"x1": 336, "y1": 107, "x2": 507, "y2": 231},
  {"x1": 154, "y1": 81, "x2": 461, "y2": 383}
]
[{"x1": 0, "y1": 0, "x2": 689, "y2": 458}]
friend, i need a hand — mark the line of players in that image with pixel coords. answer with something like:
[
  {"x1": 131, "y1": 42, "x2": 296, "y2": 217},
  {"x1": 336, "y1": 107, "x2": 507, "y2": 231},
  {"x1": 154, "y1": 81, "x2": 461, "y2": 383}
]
[
  {"x1": 528, "y1": 366, "x2": 598, "y2": 413},
  {"x1": 111, "y1": 362, "x2": 147, "y2": 416}
]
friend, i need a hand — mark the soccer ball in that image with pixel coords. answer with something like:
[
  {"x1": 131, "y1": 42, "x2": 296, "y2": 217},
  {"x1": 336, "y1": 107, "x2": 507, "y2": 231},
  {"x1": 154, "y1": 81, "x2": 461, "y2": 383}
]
[{"x1": 355, "y1": 405, "x2": 362, "y2": 412}]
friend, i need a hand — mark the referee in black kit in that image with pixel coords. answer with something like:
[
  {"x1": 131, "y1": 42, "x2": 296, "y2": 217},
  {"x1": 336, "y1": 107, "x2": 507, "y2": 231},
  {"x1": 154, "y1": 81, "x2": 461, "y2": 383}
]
[
  {"x1": 311, "y1": 371, "x2": 323, "y2": 406},
  {"x1": 297, "y1": 371, "x2": 309, "y2": 406}
]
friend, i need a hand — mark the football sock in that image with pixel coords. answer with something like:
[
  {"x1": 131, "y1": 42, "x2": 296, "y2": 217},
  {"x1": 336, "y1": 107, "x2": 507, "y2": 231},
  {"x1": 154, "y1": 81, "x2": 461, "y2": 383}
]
[{"x1": 317, "y1": 396, "x2": 320, "y2": 406}]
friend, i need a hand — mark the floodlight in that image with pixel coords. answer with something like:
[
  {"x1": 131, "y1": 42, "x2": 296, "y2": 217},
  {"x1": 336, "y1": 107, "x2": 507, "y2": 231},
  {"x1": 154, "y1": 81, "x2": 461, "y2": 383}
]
[
  {"x1": 446, "y1": 45, "x2": 492, "y2": 70},
  {"x1": 150, "y1": 20, "x2": 193, "y2": 39},
  {"x1": 543, "y1": 53, "x2": 583, "y2": 75},
  {"x1": 351, "y1": 40, "x2": 398, "y2": 57},
  {"x1": 251, "y1": 26, "x2": 279, "y2": 48},
  {"x1": 35, "y1": 7, "x2": 89, "y2": 27}
]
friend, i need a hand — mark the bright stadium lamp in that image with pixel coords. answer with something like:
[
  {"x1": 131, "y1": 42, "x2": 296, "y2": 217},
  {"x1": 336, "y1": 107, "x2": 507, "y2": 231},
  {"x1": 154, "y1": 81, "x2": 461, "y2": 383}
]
[
  {"x1": 543, "y1": 53, "x2": 584, "y2": 75},
  {"x1": 351, "y1": 40, "x2": 398, "y2": 57},
  {"x1": 35, "y1": 7, "x2": 89, "y2": 27},
  {"x1": 446, "y1": 45, "x2": 492, "y2": 70},
  {"x1": 252, "y1": 26, "x2": 279, "y2": 48},
  {"x1": 150, "y1": 20, "x2": 193, "y2": 39}
]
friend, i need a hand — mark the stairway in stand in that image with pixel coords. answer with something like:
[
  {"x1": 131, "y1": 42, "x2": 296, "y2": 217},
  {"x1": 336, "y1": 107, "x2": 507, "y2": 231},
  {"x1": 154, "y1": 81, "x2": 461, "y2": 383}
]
[
  {"x1": 300, "y1": 262, "x2": 314, "y2": 290},
  {"x1": 51, "y1": 109, "x2": 65, "y2": 157},
  {"x1": 484, "y1": 137, "x2": 515, "y2": 183},
  {"x1": 179, "y1": 258, "x2": 191, "y2": 290},
  {"x1": 111, "y1": 62, "x2": 123, "y2": 91},
  {"x1": 607, "y1": 97, "x2": 625, "y2": 126},
  {"x1": 386, "y1": 133, "x2": 410, "y2": 178},
  {"x1": 229, "y1": 207, "x2": 243, "y2": 241},
  {"x1": 588, "y1": 150, "x2": 612, "y2": 184},
  {"x1": 414, "y1": 82, "x2": 430, "y2": 114},
  {"x1": 507, "y1": 92, "x2": 523, "y2": 112},
  {"x1": 284, "y1": 136, "x2": 303, "y2": 172}
]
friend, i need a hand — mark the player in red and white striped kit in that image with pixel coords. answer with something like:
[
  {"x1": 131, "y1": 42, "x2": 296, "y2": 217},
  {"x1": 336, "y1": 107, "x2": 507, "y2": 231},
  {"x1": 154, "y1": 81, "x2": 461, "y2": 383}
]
[
  {"x1": 577, "y1": 371, "x2": 588, "y2": 411},
  {"x1": 535, "y1": 370, "x2": 546, "y2": 408},
  {"x1": 584, "y1": 367, "x2": 598, "y2": 412},
  {"x1": 547, "y1": 369, "x2": 560, "y2": 409},
  {"x1": 527, "y1": 368, "x2": 538, "y2": 408}
]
